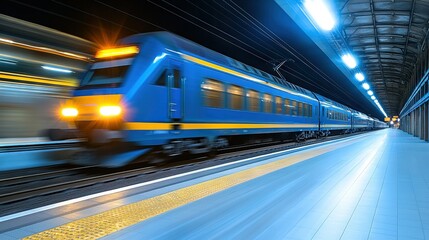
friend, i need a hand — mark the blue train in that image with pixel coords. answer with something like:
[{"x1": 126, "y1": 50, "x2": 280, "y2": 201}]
[{"x1": 52, "y1": 32, "x2": 387, "y2": 167}]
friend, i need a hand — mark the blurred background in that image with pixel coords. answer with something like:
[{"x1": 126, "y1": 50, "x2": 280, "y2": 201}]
[{"x1": 0, "y1": 14, "x2": 95, "y2": 138}]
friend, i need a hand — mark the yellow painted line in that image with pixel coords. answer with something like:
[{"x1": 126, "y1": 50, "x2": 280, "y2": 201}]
[
  {"x1": 124, "y1": 122, "x2": 318, "y2": 130},
  {"x1": 24, "y1": 136, "x2": 359, "y2": 239},
  {"x1": 0, "y1": 38, "x2": 90, "y2": 61},
  {"x1": 125, "y1": 122, "x2": 172, "y2": 131},
  {"x1": 0, "y1": 72, "x2": 77, "y2": 87}
]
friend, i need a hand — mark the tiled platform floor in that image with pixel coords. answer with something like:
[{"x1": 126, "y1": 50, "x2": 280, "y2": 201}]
[{"x1": 1, "y1": 129, "x2": 428, "y2": 239}]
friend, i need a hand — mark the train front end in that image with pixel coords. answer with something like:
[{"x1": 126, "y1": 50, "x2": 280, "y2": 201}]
[{"x1": 50, "y1": 45, "x2": 150, "y2": 166}]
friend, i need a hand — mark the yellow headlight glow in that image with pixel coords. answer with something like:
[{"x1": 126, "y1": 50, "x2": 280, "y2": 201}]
[
  {"x1": 62, "y1": 108, "x2": 78, "y2": 117},
  {"x1": 95, "y1": 46, "x2": 139, "y2": 59},
  {"x1": 100, "y1": 106, "x2": 121, "y2": 116}
]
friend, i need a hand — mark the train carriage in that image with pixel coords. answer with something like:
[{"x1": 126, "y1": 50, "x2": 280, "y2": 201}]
[
  {"x1": 315, "y1": 94, "x2": 352, "y2": 135},
  {"x1": 52, "y1": 31, "x2": 386, "y2": 167}
]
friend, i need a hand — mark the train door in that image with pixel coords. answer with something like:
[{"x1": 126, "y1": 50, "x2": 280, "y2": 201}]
[
  {"x1": 321, "y1": 106, "x2": 325, "y2": 128},
  {"x1": 168, "y1": 60, "x2": 183, "y2": 120}
]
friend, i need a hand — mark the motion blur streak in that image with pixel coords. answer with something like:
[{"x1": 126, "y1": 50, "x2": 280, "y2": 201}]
[
  {"x1": 0, "y1": 71, "x2": 77, "y2": 87},
  {"x1": 0, "y1": 14, "x2": 93, "y2": 138},
  {"x1": 0, "y1": 37, "x2": 90, "y2": 62}
]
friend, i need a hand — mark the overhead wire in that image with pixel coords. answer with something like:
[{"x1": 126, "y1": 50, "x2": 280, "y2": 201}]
[
  {"x1": 222, "y1": 0, "x2": 364, "y2": 108},
  {"x1": 185, "y1": 0, "x2": 328, "y2": 91}
]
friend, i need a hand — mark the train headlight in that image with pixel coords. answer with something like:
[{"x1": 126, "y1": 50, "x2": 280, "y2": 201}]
[
  {"x1": 100, "y1": 106, "x2": 121, "y2": 117},
  {"x1": 61, "y1": 108, "x2": 78, "y2": 117}
]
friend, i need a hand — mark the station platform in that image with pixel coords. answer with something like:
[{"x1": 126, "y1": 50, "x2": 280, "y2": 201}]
[
  {"x1": 0, "y1": 138, "x2": 48, "y2": 147},
  {"x1": 1, "y1": 129, "x2": 428, "y2": 239},
  {"x1": 0, "y1": 138, "x2": 79, "y2": 171}
]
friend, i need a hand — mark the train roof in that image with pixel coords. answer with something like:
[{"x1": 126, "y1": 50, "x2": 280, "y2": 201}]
[
  {"x1": 121, "y1": 31, "x2": 316, "y2": 100},
  {"x1": 313, "y1": 93, "x2": 351, "y2": 112}
]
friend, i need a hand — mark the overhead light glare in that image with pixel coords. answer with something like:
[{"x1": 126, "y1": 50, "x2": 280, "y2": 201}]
[
  {"x1": 371, "y1": 96, "x2": 376, "y2": 100},
  {"x1": 0, "y1": 38, "x2": 15, "y2": 44},
  {"x1": 355, "y1": 72, "x2": 365, "y2": 81},
  {"x1": 304, "y1": 0, "x2": 336, "y2": 31},
  {"x1": 42, "y1": 66, "x2": 73, "y2": 73},
  {"x1": 341, "y1": 54, "x2": 357, "y2": 69},
  {"x1": 0, "y1": 58, "x2": 17, "y2": 65},
  {"x1": 362, "y1": 82, "x2": 370, "y2": 90},
  {"x1": 367, "y1": 90, "x2": 374, "y2": 96}
]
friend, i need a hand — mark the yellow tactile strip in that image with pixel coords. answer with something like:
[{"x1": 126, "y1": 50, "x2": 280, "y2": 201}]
[{"x1": 24, "y1": 138, "x2": 358, "y2": 240}]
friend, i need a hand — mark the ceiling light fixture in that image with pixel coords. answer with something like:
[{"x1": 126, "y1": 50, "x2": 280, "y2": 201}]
[{"x1": 304, "y1": 0, "x2": 336, "y2": 31}]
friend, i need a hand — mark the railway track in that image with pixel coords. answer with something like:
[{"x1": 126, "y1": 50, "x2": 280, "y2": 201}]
[{"x1": 0, "y1": 131, "x2": 372, "y2": 216}]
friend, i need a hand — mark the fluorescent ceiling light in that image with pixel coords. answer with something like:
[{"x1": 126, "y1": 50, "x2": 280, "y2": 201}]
[
  {"x1": 0, "y1": 58, "x2": 17, "y2": 65},
  {"x1": 42, "y1": 66, "x2": 73, "y2": 73},
  {"x1": 304, "y1": 0, "x2": 336, "y2": 31},
  {"x1": 341, "y1": 54, "x2": 357, "y2": 69},
  {"x1": 374, "y1": 99, "x2": 379, "y2": 103},
  {"x1": 0, "y1": 38, "x2": 15, "y2": 44},
  {"x1": 355, "y1": 72, "x2": 364, "y2": 81},
  {"x1": 362, "y1": 82, "x2": 370, "y2": 90},
  {"x1": 367, "y1": 90, "x2": 374, "y2": 96},
  {"x1": 371, "y1": 96, "x2": 376, "y2": 100}
]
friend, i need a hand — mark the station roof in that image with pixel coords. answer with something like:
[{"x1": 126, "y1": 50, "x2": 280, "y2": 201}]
[
  {"x1": 1, "y1": 0, "x2": 428, "y2": 119},
  {"x1": 337, "y1": 0, "x2": 429, "y2": 116}
]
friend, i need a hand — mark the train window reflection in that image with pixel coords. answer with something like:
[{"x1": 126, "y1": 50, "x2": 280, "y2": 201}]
[
  {"x1": 247, "y1": 90, "x2": 260, "y2": 112},
  {"x1": 275, "y1": 97, "x2": 282, "y2": 114},
  {"x1": 298, "y1": 102, "x2": 303, "y2": 116},
  {"x1": 284, "y1": 99, "x2": 291, "y2": 115},
  {"x1": 81, "y1": 65, "x2": 129, "y2": 87},
  {"x1": 263, "y1": 94, "x2": 272, "y2": 113},
  {"x1": 155, "y1": 70, "x2": 167, "y2": 86},
  {"x1": 173, "y1": 69, "x2": 181, "y2": 88},
  {"x1": 202, "y1": 79, "x2": 224, "y2": 108},
  {"x1": 228, "y1": 85, "x2": 243, "y2": 110},
  {"x1": 291, "y1": 100, "x2": 298, "y2": 116}
]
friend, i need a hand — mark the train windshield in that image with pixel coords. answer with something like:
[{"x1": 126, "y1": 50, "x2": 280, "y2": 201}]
[{"x1": 78, "y1": 59, "x2": 132, "y2": 89}]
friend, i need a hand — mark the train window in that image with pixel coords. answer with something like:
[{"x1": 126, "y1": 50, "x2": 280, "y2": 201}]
[
  {"x1": 275, "y1": 97, "x2": 282, "y2": 114},
  {"x1": 154, "y1": 70, "x2": 167, "y2": 86},
  {"x1": 298, "y1": 102, "x2": 304, "y2": 116},
  {"x1": 228, "y1": 85, "x2": 244, "y2": 110},
  {"x1": 263, "y1": 94, "x2": 273, "y2": 113},
  {"x1": 291, "y1": 100, "x2": 298, "y2": 116},
  {"x1": 82, "y1": 65, "x2": 129, "y2": 87},
  {"x1": 284, "y1": 99, "x2": 291, "y2": 115},
  {"x1": 202, "y1": 79, "x2": 224, "y2": 108},
  {"x1": 247, "y1": 90, "x2": 260, "y2": 112},
  {"x1": 308, "y1": 105, "x2": 313, "y2": 117},
  {"x1": 304, "y1": 103, "x2": 309, "y2": 117},
  {"x1": 172, "y1": 69, "x2": 181, "y2": 88}
]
